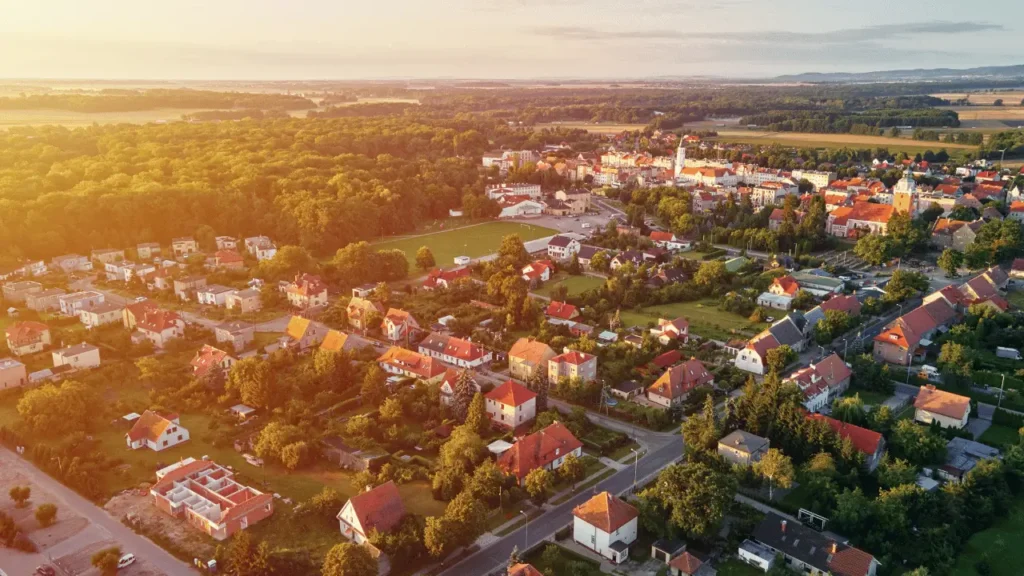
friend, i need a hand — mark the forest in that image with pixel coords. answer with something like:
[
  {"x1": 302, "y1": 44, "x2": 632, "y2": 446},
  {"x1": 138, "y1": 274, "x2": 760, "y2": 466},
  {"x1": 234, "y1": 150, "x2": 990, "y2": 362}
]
[
  {"x1": 738, "y1": 108, "x2": 960, "y2": 133},
  {"x1": 0, "y1": 89, "x2": 315, "y2": 112}
]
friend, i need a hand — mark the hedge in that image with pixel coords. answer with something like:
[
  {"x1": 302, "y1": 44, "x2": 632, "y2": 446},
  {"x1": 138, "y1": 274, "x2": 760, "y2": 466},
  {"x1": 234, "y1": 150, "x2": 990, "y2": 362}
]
[
  {"x1": 702, "y1": 249, "x2": 727, "y2": 261},
  {"x1": 993, "y1": 407, "x2": 1024, "y2": 428}
]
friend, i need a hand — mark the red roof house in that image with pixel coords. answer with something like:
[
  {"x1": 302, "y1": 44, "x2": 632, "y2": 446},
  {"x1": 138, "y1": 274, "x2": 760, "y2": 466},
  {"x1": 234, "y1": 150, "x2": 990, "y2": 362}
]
[
  {"x1": 546, "y1": 301, "x2": 580, "y2": 320},
  {"x1": 337, "y1": 481, "x2": 406, "y2": 544},
  {"x1": 498, "y1": 422, "x2": 583, "y2": 483},
  {"x1": 646, "y1": 358, "x2": 713, "y2": 408}
]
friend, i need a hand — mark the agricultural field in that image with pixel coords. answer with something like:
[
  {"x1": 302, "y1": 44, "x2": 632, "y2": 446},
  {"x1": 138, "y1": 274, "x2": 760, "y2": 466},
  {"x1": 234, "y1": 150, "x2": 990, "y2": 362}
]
[
  {"x1": 371, "y1": 221, "x2": 557, "y2": 271},
  {"x1": 0, "y1": 108, "x2": 219, "y2": 128},
  {"x1": 710, "y1": 129, "x2": 977, "y2": 152},
  {"x1": 619, "y1": 298, "x2": 765, "y2": 341},
  {"x1": 533, "y1": 273, "x2": 606, "y2": 297},
  {"x1": 932, "y1": 92, "x2": 1024, "y2": 106}
]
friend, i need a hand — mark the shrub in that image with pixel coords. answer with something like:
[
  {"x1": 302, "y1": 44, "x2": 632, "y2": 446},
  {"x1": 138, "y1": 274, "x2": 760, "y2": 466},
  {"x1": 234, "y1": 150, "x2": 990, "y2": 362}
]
[{"x1": 35, "y1": 503, "x2": 58, "y2": 527}]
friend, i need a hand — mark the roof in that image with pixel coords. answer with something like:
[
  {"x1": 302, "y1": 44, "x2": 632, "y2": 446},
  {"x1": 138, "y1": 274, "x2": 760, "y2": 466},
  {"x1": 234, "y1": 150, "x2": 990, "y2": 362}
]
[
  {"x1": 914, "y1": 385, "x2": 970, "y2": 421},
  {"x1": 649, "y1": 231, "x2": 676, "y2": 242},
  {"x1": 647, "y1": 358, "x2": 713, "y2": 399},
  {"x1": 772, "y1": 276, "x2": 800, "y2": 295},
  {"x1": 53, "y1": 342, "x2": 99, "y2": 358},
  {"x1": 216, "y1": 320, "x2": 253, "y2": 335},
  {"x1": 190, "y1": 344, "x2": 232, "y2": 378},
  {"x1": 811, "y1": 354, "x2": 853, "y2": 389},
  {"x1": 551, "y1": 350, "x2": 595, "y2": 366},
  {"x1": 377, "y1": 346, "x2": 445, "y2": 379},
  {"x1": 768, "y1": 317, "x2": 803, "y2": 347},
  {"x1": 214, "y1": 250, "x2": 244, "y2": 264},
  {"x1": 420, "y1": 332, "x2": 489, "y2": 362},
  {"x1": 319, "y1": 330, "x2": 349, "y2": 353},
  {"x1": 286, "y1": 273, "x2": 327, "y2": 297},
  {"x1": 341, "y1": 481, "x2": 406, "y2": 536},
  {"x1": 126, "y1": 410, "x2": 178, "y2": 443},
  {"x1": 652, "y1": 349, "x2": 683, "y2": 369},
  {"x1": 83, "y1": 301, "x2": 124, "y2": 315},
  {"x1": 137, "y1": 309, "x2": 182, "y2": 333},
  {"x1": 383, "y1": 308, "x2": 415, "y2": 327},
  {"x1": 508, "y1": 564, "x2": 544, "y2": 576},
  {"x1": 509, "y1": 338, "x2": 555, "y2": 365},
  {"x1": 346, "y1": 297, "x2": 384, "y2": 319},
  {"x1": 5, "y1": 321, "x2": 49, "y2": 346},
  {"x1": 498, "y1": 422, "x2": 583, "y2": 480},
  {"x1": 546, "y1": 301, "x2": 579, "y2": 320},
  {"x1": 846, "y1": 201, "x2": 895, "y2": 224},
  {"x1": 485, "y1": 379, "x2": 538, "y2": 407},
  {"x1": 746, "y1": 332, "x2": 781, "y2": 359},
  {"x1": 829, "y1": 546, "x2": 878, "y2": 576},
  {"x1": 572, "y1": 491, "x2": 638, "y2": 533},
  {"x1": 753, "y1": 513, "x2": 875, "y2": 576},
  {"x1": 820, "y1": 294, "x2": 861, "y2": 316},
  {"x1": 576, "y1": 245, "x2": 601, "y2": 260},
  {"x1": 548, "y1": 235, "x2": 576, "y2": 248},
  {"x1": 286, "y1": 316, "x2": 312, "y2": 340},
  {"x1": 668, "y1": 552, "x2": 704, "y2": 575},
  {"x1": 719, "y1": 430, "x2": 769, "y2": 455},
  {"x1": 808, "y1": 414, "x2": 883, "y2": 456}
]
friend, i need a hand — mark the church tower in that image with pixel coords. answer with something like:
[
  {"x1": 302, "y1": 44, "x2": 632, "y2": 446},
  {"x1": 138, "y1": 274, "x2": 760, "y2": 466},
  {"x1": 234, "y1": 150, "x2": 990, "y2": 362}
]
[
  {"x1": 674, "y1": 140, "x2": 686, "y2": 180},
  {"x1": 892, "y1": 169, "x2": 917, "y2": 217}
]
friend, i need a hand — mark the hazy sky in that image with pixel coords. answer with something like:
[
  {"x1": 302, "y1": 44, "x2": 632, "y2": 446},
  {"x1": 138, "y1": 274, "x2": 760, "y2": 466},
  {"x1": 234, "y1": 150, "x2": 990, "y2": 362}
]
[{"x1": 2, "y1": 0, "x2": 1020, "y2": 80}]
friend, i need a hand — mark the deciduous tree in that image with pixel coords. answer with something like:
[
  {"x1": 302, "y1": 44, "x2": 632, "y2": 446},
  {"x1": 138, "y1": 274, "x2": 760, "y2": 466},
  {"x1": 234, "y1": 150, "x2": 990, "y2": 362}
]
[
  {"x1": 322, "y1": 542, "x2": 377, "y2": 576},
  {"x1": 754, "y1": 448, "x2": 794, "y2": 500},
  {"x1": 558, "y1": 453, "x2": 585, "y2": 489},
  {"x1": 35, "y1": 503, "x2": 57, "y2": 527},
  {"x1": 415, "y1": 246, "x2": 436, "y2": 271}
]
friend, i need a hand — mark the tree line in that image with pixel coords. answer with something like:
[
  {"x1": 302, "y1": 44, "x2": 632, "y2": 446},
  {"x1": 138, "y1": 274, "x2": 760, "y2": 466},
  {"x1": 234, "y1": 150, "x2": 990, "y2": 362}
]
[{"x1": 0, "y1": 88, "x2": 315, "y2": 112}]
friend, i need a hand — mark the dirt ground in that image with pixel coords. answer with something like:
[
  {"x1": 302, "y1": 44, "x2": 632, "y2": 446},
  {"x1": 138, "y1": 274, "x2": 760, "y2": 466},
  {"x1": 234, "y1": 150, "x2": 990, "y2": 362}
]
[
  {"x1": 105, "y1": 491, "x2": 216, "y2": 560},
  {"x1": 0, "y1": 462, "x2": 89, "y2": 549},
  {"x1": 53, "y1": 537, "x2": 167, "y2": 576}
]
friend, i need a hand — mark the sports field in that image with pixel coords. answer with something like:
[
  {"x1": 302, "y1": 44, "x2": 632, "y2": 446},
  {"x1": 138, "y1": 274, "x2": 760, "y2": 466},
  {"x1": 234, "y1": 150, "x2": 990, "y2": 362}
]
[
  {"x1": 371, "y1": 221, "x2": 557, "y2": 270},
  {"x1": 711, "y1": 129, "x2": 976, "y2": 152}
]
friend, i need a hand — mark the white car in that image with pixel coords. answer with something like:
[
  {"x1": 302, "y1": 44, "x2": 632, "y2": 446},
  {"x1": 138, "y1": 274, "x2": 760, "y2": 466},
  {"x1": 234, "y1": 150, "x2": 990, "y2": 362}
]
[
  {"x1": 838, "y1": 275, "x2": 852, "y2": 282},
  {"x1": 118, "y1": 553, "x2": 136, "y2": 569}
]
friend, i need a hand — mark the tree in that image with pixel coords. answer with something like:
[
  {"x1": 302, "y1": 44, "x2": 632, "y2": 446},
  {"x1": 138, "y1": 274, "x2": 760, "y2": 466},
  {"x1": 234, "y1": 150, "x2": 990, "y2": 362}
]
[
  {"x1": 937, "y1": 248, "x2": 964, "y2": 278},
  {"x1": 322, "y1": 542, "x2": 378, "y2": 576},
  {"x1": 415, "y1": 246, "x2": 436, "y2": 272},
  {"x1": 361, "y1": 364, "x2": 388, "y2": 407},
  {"x1": 220, "y1": 531, "x2": 273, "y2": 576},
  {"x1": 438, "y1": 424, "x2": 485, "y2": 476},
  {"x1": 525, "y1": 468, "x2": 553, "y2": 503},
  {"x1": 883, "y1": 270, "x2": 929, "y2": 303},
  {"x1": 257, "y1": 244, "x2": 317, "y2": 281},
  {"x1": 993, "y1": 98, "x2": 1004, "y2": 106},
  {"x1": 589, "y1": 251, "x2": 610, "y2": 272},
  {"x1": 938, "y1": 341, "x2": 975, "y2": 383},
  {"x1": 91, "y1": 547, "x2": 122, "y2": 576},
  {"x1": 35, "y1": 503, "x2": 57, "y2": 527},
  {"x1": 765, "y1": 345, "x2": 796, "y2": 375},
  {"x1": 878, "y1": 457, "x2": 918, "y2": 489},
  {"x1": 559, "y1": 453, "x2": 585, "y2": 489},
  {"x1": 444, "y1": 490, "x2": 488, "y2": 545},
  {"x1": 16, "y1": 380, "x2": 99, "y2": 436},
  {"x1": 965, "y1": 242, "x2": 992, "y2": 269},
  {"x1": 9, "y1": 486, "x2": 30, "y2": 507},
  {"x1": 280, "y1": 441, "x2": 309, "y2": 471},
  {"x1": 226, "y1": 357, "x2": 278, "y2": 410},
  {"x1": 465, "y1": 392, "x2": 488, "y2": 435},
  {"x1": 640, "y1": 461, "x2": 737, "y2": 540},
  {"x1": 694, "y1": 260, "x2": 727, "y2": 288},
  {"x1": 890, "y1": 419, "x2": 946, "y2": 465},
  {"x1": 451, "y1": 369, "x2": 476, "y2": 422},
  {"x1": 497, "y1": 234, "x2": 530, "y2": 268},
  {"x1": 790, "y1": 289, "x2": 816, "y2": 311},
  {"x1": 253, "y1": 421, "x2": 303, "y2": 463},
  {"x1": 681, "y1": 394, "x2": 719, "y2": 456},
  {"x1": 465, "y1": 459, "x2": 507, "y2": 505},
  {"x1": 424, "y1": 516, "x2": 455, "y2": 558},
  {"x1": 854, "y1": 234, "x2": 893, "y2": 266},
  {"x1": 850, "y1": 353, "x2": 894, "y2": 394},
  {"x1": 831, "y1": 395, "x2": 867, "y2": 425},
  {"x1": 754, "y1": 448, "x2": 794, "y2": 500},
  {"x1": 814, "y1": 309, "x2": 850, "y2": 345},
  {"x1": 920, "y1": 203, "x2": 944, "y2": 226}
]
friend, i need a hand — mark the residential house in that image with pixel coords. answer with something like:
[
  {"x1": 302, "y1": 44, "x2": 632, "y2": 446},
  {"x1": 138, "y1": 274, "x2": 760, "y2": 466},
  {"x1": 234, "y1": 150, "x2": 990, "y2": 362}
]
[
  {"x1": 377, "y1": 346, "x2": 446, "y2": 381},
  {"x1": 137, "y1": 243, "x2": 162, "y2": 260},
  {"x1": 717, "y1": 430, "x2": 770, "y2": 466},
  {"x1": 940, "y1": 437, "x2": 1001, "y2": 483},
  {"x1": 521, "y1": 260, "x2": 554, "y2": 284},
  {"x1": 667, "y1": 551, "x2": 713, "y2": 576},
  {"x1": 808, "y1": 414, "x2": 886, "y2": 472},
  {"x1": 126, "y1": 410, "x2": 190, "y2": 452},
  {"x1": 283, "y1": 273, "x2": 329, "y2": 309},
  {"x1": 244, "y1": 236, "x2": 278, "y2": 261},
  {"x1": 136, "y1": 310, "x2": 186, "y2": 348},
  {"x1": 191, "y1": 344, "x2": 237, "y2": 380},
  {"x1": 819, "y1": 294, "x2": 861, "y2": 318},
  {"x1": 576, "y1": 245, "x2": 603, "y2": 270},
  {"x1": 2, "y1": 280, "x2": 42, "y2": 303},
  {"x1": 508, "y1": 564, "x2": 544, "y2": 576},
  {"x1": 381, "y1": 308, "x2": 419, "y2": 343},
  {"x1": 554, "y1": 188, "x2": 591, "y2": 214},
  {"x1": 215, "y1": 321, "x2": 255, "y2": 352},
  {"x1": 647, "y1": 267, "x2": 688, "y2": 288},
  {"x1": 337, "y1": 481, "x2": 406, "y2": 545},
  {"x1": 547, "y1": 235, "x2": 582, "y2": 260},
  {"x1": 750, "y1": 181, "x2": 798, "y2": 209},
  {"x1": 197, "y1": 284, "x2": 235, "y2": 307},
  {"x1": 438, "y1": 368, "x2": 481, "y2": 406},
  {"x1": 284, "y1": 316, "x2": 330, "y2": 351},
  {"x1": 693, "y1": 190, "x2": 721, "y2": 214},
  {"x1": 319, "y1": 330, "x2": 350, "y2": 353},
  {"x1": 735, "y1": 332, "x2": 781, "y2": 375},
  {"x1": 59, "y1": 291, "x2": 104, "y2": 316},
  {"x1": 769, "y1": 276, "x2": 800, "y2": 298},
  {"x1": 508, "y1": 338, "x2": 557, "y2": 380},
  {"x1": 546, "y1": 301, "x2": 580, "y2": 321},
  {"x1": 321, "y1": 437, "x2": 386, "y2": 472},
  {"x1": 422, "y1": 266, "x2": 472, "y2": 290},
  {"x1": 784, "y1": 353, "x2": 852, "y2": 413},
  {"x1": 841, "y1": 202, "x2": 896, "y2": 238},
  {"x1": 91, "y1": 248, "x2": 125, "y2": 264},
  {"x1": 548, "y1": 350, "x2": 597, "y2": 384},
  {"x1": 25, "y1": 288, "x2": 65, "y2": 312},
  {"x1": 757, "y1": 292, "x2": 793, "y2": 310},
  {"x1": 79, "y1": 301, "x2": 124, "y2": 328},
  {"x1": 746, "y1": 514, "x2": 879, "y2": 576},
  {"x1": 0, "y1": 358, "x2": 27, "y2": 390},
  {"x1": 498, "y1": 422, "x2": 583, "y2": 485},
  {"x1": 873, "y1": 298, "x2": 958, "y2": 365},
  {"x1": 418, "y1": 332, "x2": 493, "y2": 369},
  {"x1": 649, "y1": 318, "x2": 688, "y2": 345},
  {"x1": 1012, "y1": 258, "x2": 1024, "y2": 280},
  {"x1": 226, "y1": 288, "x2": 262, "y2": 314},
  {"x1": 914, "y1": 385, "x2": 970, "y2": 429},
  {"x1": 649, "y1": 231, "x2": 687, "y2": 251},
  {"x1": 485, "y1": 379, "x2": 537, "y2": 430},
  {"x1": 646, "y1": 358, "x2": 713, "y2": 409},
  {"x1": 122, "y1": 299, "x2": 158, "y2": 329},
  {"x1": 150, "y1": 459, "x2": 273, "y2": 540},
  {"x1": 50, "y1": 254, "x2": 92, "y2": 273},
  {"x1": 215, "y1": 236, "x2": 239, "y2": 251},
  {"x1": 610, "y1": 250, "x2": 646, "y2": 270},
  {"x1": 171, "y1": 237, "x2": 198, "y2": 258},
  {"x1": 572, "y1": 492, "x2": 639, "y2": 564},
  {"x1": 347, "y1": 297, "x2": 385, "y2": 331},
  {"x1": 173, "y1": 275, "x2": 208, "y2": 301},
  {"x1": 4, "y1": 321, "x2": 51, "y2": 356},
  {"x1": 213, "y1": 250, "x2": 245, "y2": 270}
]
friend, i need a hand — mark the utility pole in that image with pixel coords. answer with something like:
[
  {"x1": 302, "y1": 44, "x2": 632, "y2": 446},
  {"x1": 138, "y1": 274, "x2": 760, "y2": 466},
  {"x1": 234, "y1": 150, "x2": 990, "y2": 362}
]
[
  {"x1": 630, "y1": 448, "x2": 639, "y2": 494},
  {"x1": 998, "y1": 373, "x2": 1006, "y2": 411},
  {"x1": 520, "y1": 510, "x2": 529, "y2": 551}
]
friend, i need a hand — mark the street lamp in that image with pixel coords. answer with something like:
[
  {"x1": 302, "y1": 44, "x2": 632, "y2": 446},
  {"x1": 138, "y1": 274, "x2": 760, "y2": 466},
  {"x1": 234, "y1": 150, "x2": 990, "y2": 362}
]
[
  {"x1": 630, "y1": 448, "x2": 639, "y2": 494},
  {"x1": 520, "y1": 510, "x2": 529, "y2": 550}
]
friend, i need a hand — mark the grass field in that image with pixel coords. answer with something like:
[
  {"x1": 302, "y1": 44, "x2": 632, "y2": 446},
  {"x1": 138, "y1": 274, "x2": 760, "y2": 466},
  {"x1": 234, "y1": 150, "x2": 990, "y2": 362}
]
[
  {"x1": 619, "y1": 298, "x2": 764, "y2": 341},
  {"x1": 932, "y1": 92, "x2": 1024, "y2": 106},
  {"x1": 535, "y1": 122, "x2": 647, "y2": 134},
  {"x1": 954, "y1": 497, "x2": 1024, "y2": 576},
  {"x1": 711, "y1": 130, "x2": 976, "y2": 153},
  {"x1": 841, "y1": 388, "x2": 892, "y2": 406},
  {"x1": 1007, "y1": 290, "x2": 1024, "y2": 310},
  {"x1": 533, "y1": 273, "x2": 606, "y2": 297},
  {"x1": 716, "y1": 559, "x2": 765, "y2": 576},
  {"x1": 979, "y1": 424, "x2": 1021, "y2": 450},
  {"x1": 370, "y1": 221, "x2": 557, "y2": 271},
  {"x1": 524, "y1": 543, "x2": 603, "y2": 576}
]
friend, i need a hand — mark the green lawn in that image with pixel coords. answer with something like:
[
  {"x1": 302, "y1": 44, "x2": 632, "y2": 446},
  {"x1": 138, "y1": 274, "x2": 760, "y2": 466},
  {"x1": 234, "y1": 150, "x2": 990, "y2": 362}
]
[
  {"x1": 533, "y1": 273, "x2": 606, "y2": 297},
  {"x1": 1007, "y1": 289, "x2": 1024, "y2": 310},
  {"x1": 979, "y1": 424, "x2": 1022, "y2": 449},
  {"x1": 524, "y1": 543, "x2": 603, "y2": 576},
  {"x1": 954, "y1": 497, "x2": 1024, "y2": 575},
  {"x1": 619, "y1": 299, "x2": 764, "y2": 341},
  {"x1": 841, "y1": 388, "x2": 892, "y2": 406},
  {"x1": 370, "y1": 221, "x2": 557, "y2": 270},
  {"x1": 716, "y1": 559, "x2": 766, "y2": 576},
  {"x1": 677, "y1": 251, "x2": 713, "y2": 260}
]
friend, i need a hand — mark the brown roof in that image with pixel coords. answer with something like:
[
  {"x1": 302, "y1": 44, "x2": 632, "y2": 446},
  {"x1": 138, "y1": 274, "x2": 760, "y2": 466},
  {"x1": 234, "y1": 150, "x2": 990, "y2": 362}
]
[
  {"x1": 846, "y1": 201, "x2": 895, "y2": 224},
  {"x1": 508, "y1": 564, "x2": 543, "y2": 576},
  {"x1": 498, "y1": 422, "x2": 583, "y2": 480},
  {"x1": 485, "y1": 379, "x2": 537, "y2": 407},
  {"x1": 647, "y1": 358, "x2": 713, "y2": 399},
  {"x1": 343, "y1": 481, "x2": 406, "y2": 536},
  {"x1": 126, "y1": 410, "x2": 178, "y2": 443},
  {"x1": 383, "y1": 308, "x2": 415, "y2": 327},
  {"x1": 572, "y1": 491, "x2": 638, "y2": 533},
  {"x1": 668, "y1": 552, "x2": 704, "y2": 575},
  {"x1": 820, "y1": 294, "x2": 861, "y2": 316},
  {"x1": 509, "y1": 338, "x2": 555, "y2": 365},
  {"x1": 914, "y1": 385, "x2": 970, "y2": 421},
  {"x1": 190, "y1": 344, "x2": 232, "y2": 378},
  {"x1": 137, "y1": 309, "x2": 182, "y2": 333},
  {"x1": 808, "y1": 414, "x2": 882, "y2": 456},
  {"x1": 828, "y1": 546, "x2": 877, "y2": 576},
  {"x1": 319, "y1": 330, "x2": 348, "y2": 353},
  {"x1": 747, "y1": 332, "x2": 781, "y2": 359},
  {"x1": 377, "y1": 346, "x2": 445, "y2": 379},
  {"x1": 4, "y1": 321, "x2": 49, "y2": 346}
]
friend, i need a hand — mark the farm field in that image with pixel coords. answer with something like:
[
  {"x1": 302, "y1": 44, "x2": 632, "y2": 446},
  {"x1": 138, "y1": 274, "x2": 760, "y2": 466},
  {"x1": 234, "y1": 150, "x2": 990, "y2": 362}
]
[
  {"x1": 0, "y1": 108, "x2": 218, "y2": 128},
  {"x1": 533, "y1": 273, "x2": 606, "y2": 297},
  {"x1": 711, "y1": 129, "x2": 976, "y2": 152},
  {"x1": 937, "y1": 105, "x2": 1024, "y2": 129},
  {"x1": 954, "y1": 497, "x2": 1024, "y2": 576},
  {"x1": 370, "y1": 221, "x2": 557, "y2": 270},
  {"x1": 535, "y1": 122, "x2": 647, "y2": 134},
  {"x1": 619, "y1": 298, "x2": 764, "y2": 341},
  {"x1": 932, "y1": 92, "x2": 1024, "y2": 106}
]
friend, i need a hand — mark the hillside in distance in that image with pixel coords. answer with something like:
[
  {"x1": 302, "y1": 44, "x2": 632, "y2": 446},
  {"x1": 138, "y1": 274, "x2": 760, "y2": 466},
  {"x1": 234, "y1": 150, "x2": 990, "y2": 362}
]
[{"x1": 775, "y1": 64, "x2": 1024, "y2": 83}]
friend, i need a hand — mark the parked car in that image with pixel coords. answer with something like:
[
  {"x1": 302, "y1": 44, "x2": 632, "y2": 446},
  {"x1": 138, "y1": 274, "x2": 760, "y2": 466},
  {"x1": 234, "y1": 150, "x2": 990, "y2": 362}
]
[
  {"x1": 118, "y1": 554, "x2": 136, "y2": 569},
  {"x1": 34, "y1": 567, "x2": 56, "y2": 576}
]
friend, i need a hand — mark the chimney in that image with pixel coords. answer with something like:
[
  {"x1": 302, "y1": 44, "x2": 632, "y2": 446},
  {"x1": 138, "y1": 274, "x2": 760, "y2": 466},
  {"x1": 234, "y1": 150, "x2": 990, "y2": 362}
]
[
  {"x1": 365, "y1": 485, "x2": 373, "y2": 493},
  {"x1": 780, "y1": 520, "x2": 787, "y2": 533},
  {"x1": 830, "y1": 541, "x2": 837, "y2": 554}
]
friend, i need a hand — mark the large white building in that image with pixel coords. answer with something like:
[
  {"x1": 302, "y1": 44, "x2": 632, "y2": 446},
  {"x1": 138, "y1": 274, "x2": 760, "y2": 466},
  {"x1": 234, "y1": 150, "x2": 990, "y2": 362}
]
[
  {"x1": 791, "y1": 169, "x2": 837, "y2": 190},
  {"x1": 485, "y1": 183, "x2": 542, "y2": 200},
  {"x1": 484, "y1": 379, "x2": 537, "y2": 430}
]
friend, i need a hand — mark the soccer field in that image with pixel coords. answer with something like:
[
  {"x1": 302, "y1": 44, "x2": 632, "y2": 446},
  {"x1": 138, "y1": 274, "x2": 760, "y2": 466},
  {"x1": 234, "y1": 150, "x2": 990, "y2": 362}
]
[{"x1": 372, "y1": 221, "x2": 557, "y2": 270}]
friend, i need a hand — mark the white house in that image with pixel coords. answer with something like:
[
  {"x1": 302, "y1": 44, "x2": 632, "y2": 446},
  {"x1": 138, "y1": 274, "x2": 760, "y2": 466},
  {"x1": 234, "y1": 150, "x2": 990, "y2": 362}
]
[
  {"x1": 914, "y1": 385, "x2": 970, "y2": 429},
  {"x1": 572, "y1": 492, "x2": 639, "y2": 564},
  {"x1": 244, "y1": 236, "x2": 278, "y2": 261},
  {"x1": 546, "y1": 235, "x2": 582, "y2": 260},
  {"x1": 484, "y1": 379, "x2": 537, "y2": 429},
  {"x1": 197, "y1": 284, "x2": 235, "y2": 307},
  {"x1": 735, "y1": 333, "x2": 779, "y2": 375},
  {"x1": 51, "y1": 343, "x2": 101, "y2": 371},
  {"x1": 417, "y1": 332, "x2": 493, "y2": 369},
  {"x1": 757, "y1": 292, "x2": 793, "y2": 310},
  {"x1": 125, "y1": 410, "x2": 190, "y2": 452},
  {"x1": 59, "y1": 291, "x2": 105, "y2": 316},
  {"x1": 381, "y1": 308, "x2": 419, "y2": 343},
  {"x1": 336, "y1": 481, "x2": 406, "y2": 546}
]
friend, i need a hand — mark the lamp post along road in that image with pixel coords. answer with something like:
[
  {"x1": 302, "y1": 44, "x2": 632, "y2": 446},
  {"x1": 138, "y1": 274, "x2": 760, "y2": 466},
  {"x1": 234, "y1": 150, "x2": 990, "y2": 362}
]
[
  {"x1": 520, "y1": 510, "x2": 529, "y2": 551},
  {"x1": 630, "y1": 448, "x2": 639, "y2": 493}
]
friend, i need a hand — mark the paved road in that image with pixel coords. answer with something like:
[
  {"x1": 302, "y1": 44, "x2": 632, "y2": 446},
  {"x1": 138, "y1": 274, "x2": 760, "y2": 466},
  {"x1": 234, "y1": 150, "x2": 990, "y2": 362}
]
[
  {"x1": 0, "y1": 447, "x2": 193, "y2": 575},
  {"x1": 436, "y1": 435, "x2": 683, "y2": 576}
]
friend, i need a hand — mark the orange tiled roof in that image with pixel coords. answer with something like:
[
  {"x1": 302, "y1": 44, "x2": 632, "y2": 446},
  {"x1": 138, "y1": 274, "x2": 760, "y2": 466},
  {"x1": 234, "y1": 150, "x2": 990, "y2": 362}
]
[
  {"x1": 509, "y1": 338, "x2": 556, "y2": 365},
  {"x1": 829, "y1": 545, "x2": 877, "y2": 576},
  {"x1": 498, "y1": 422, "x2": 582, "y2": 480},
  {"x1": 773, "y1": 276, "x2": 800, "y2": 296},
  {"x1": 377, "y1": 346, "x2": 445, "y2": 379},
  {"x1": 546, "y1": 301, "x2": 579, "y2": 320},
  {"x1": 808, "y1": 414, "x2": 882, "y2": 456},
  {"x1": 647, "y1": 358, "x2": 712, "y2": 399},
  {"x1": 190, "y1": 344, "x2": 231, "y2": 378},
  {"x1": 572, "y1": 491, "x2": 638, "y2": 533},
  {"x1": 846, "y1": 201, "x2": 895, "y2": 224},
  {"x1": 137, "y1": 309, "x2": 181, "y2": 333},
  {"x1": 508, "y1": 564, "x2": 544, "y2": 576},
  {"x1": 126, "y1": 410, "x2": 177, "y2": 443},
  {"x1": 485, "y1": 379, "x2": 537, "y2": 407},
  {"x1": 914, "y1": 385, "x2": 970, "y2": 421},
  {"x1": 344, "y1": 481, "x2": 406, "y2": 536},
  {"x1": 319, "y1": 330, "x2": 348, "y2": 352},
  {"x1": 4, "y1": 321, "x2": 49, "y2": 346},
  {"x1": 668, "y1": 552, "x2": 704, "y2": 575}
]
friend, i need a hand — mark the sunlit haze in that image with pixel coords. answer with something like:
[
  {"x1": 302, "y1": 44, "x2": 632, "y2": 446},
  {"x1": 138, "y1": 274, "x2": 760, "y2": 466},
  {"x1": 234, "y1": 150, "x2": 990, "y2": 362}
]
[{"x1": 2, "y1": 0, "x2": 1021, "y2": 79}]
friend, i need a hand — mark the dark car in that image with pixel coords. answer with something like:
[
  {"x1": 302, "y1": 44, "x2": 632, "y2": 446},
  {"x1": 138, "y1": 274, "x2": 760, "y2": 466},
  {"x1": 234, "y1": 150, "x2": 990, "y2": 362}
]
[{"x1": 35, "y1": 567, "x2": 56, "y2": 576}]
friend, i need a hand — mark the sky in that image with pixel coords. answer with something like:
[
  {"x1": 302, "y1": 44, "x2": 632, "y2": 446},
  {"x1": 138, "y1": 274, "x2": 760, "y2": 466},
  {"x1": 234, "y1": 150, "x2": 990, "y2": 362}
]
[{"x1": 1, "y1": 0, "x2": 1021, "y2": 80}]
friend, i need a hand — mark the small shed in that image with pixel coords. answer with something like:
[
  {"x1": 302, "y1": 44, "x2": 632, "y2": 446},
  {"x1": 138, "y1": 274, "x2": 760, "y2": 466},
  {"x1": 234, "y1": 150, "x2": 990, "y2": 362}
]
[
  {"x1": 321, "y1": 436, "x2": 387, "y2": 472},
  {"x1": 230, "y1": 404, "x2": 256, "y2": 419},
  {"x1": 651, "y1": 539, "x2": 687, "y2": 563},
  {"x1": 487, "y1": 439, "x2": 514, "y2": 456}
]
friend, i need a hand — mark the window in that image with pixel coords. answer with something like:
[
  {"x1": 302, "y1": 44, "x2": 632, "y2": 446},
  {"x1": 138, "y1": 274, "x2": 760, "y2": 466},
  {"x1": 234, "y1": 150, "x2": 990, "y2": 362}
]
[
  {"x1": 177, "y1": 435, "x2": 183, "y2": 441},
  {"x1": 163, "y1": 440, "x2": 168, "y2": 446}
]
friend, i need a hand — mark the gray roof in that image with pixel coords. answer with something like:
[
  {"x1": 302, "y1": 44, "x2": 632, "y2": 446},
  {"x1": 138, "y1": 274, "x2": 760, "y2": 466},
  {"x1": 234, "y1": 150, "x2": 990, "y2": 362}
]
[
  {"x1": 768, "y1": 317, "x2": 804, "y2": 347},
  {"x1": 577, "y1": 245, "x2": 602, "y2": 260},
  {"x1": 418, "y1": 332, "x2": 451, "y2": 354},
  {"x1": 803, "y1": 306, "x2": 825, "y2": 331},
  {"x1": 613, "y1": 380, "x2": 643, "y2": 394},
  {"x1": 945, "y1": 437, "x2": 1001, "y2": 477},
  {"x1": 548, "y1": 235, "x2": 575, "y2": 248},
  {"x1": 752, "y1": 514, "x2": 832, "y2": 573},
  {"x1": 719, "y1": 430, "x2": 769, "y2": 455},
  {"x1": 792, "y1": 270, "x2": 844, "y2": 290},
  {"x1": 217, "y1": 321, "x2": 254, "y2": 334},
  {"x1": 55, "y1": 343, "x2": 99, "y2": 357}
]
